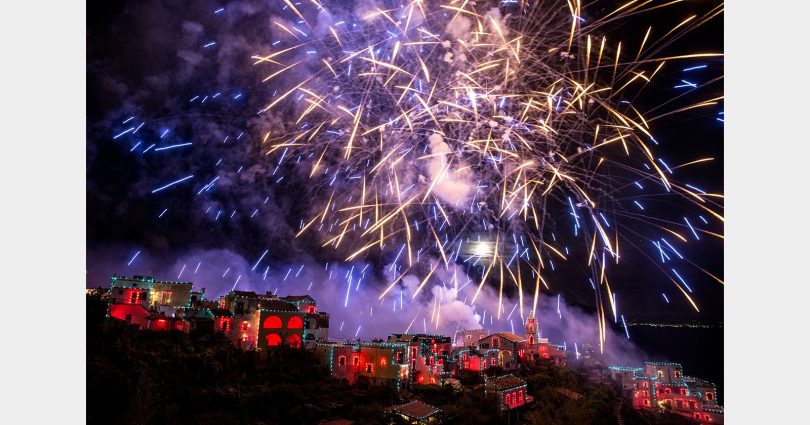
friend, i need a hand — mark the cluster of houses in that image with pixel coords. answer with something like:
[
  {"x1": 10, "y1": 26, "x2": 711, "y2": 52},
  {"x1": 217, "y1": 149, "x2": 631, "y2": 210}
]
[
  {"x1": 609, "y1": 362, "x2": 724, "y2": 424},
  {"x1": 99, "y1": 274, "x2": 722, "y2": 424},
  {"x1": 103, "y1": 275, "x2": 565, "y2": 388}
]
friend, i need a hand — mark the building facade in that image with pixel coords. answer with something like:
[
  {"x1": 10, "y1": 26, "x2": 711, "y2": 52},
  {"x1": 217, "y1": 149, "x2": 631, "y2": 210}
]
[{"x1": 609, "y1": 362, "x2": 723, "y2": 424}]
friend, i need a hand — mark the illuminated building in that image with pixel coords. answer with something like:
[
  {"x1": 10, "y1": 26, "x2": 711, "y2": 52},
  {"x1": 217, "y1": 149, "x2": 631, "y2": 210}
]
[
  {"x1": 107, "y1": 275, "x2": 192, "y2": 327},
  {"x1": 484, "y1": 375, "x2": 529, "y2": 411},
  {"x1": 521, "y1": 314, "x2": 567, "y2": 367},
  {"x1": 609, "y1": 362, "x2": 724, "y2": 424},
  {"x1": 316, "y1": 341, "x2": 410, "y2": 390},
  {"x1": 452, "y1": 328, "x2": 487, "y2": 347},
  {"x1": 387, "y1": 400, "x2": 443, "y2": 424},
  {"x1": 387, "y1": 333, "x2": 452, "y2": 385},
  {"x1": 105, "y1": 275, "x2": 329, "y2": 351},
  {"x1": 451, "y1": 315, "x2": 568, "y2": 375}
]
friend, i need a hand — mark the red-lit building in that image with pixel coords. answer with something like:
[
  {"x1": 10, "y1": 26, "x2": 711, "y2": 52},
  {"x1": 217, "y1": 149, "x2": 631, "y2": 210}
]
[
  {"x1": 453, "y1": 328, "x2": 488, "y2": 348},
  {"x1": 316, "y1": 341, "x2": 410, "y2": 390},
  {"x1": 105, "y1": 275, "x2": 329, "y2": 352},
  {"x1": 609, "y1": 362, "x2": 723, "y2": 424},
  {"x1": 452, "y1": 314, "x2": 568, "y2": 375},
  {"x1": 484, "y1": 375, "x2": 529, "y2": 411},
  {"x1": 387, "y1": 333, "x2": 452, "y2": 385},
  {"x1": 521, "y1": 314, "x2": 567, "y2": 367},
  {"x1": 107, "y1": 275, "x2": 193, "y2": 327}
]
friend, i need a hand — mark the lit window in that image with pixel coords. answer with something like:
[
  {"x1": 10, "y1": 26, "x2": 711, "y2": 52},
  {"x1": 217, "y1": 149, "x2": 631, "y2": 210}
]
[
  {"x1": 338, "y1": 356, "x2": 346, "y2": 366},
  {"x1": 658, "y1": 370, "x2": 664, "y2": 378},
  {"x1": 706, "y1": 392, "x2": 714, "y2": 401},
  {"x1": 380, "y1": 358, "x2": 387, "y2": 367},
  {"x1": 285, "y1": 334, "x2": 301, "y2": 348},
  {"x1": 675, "y1": 370, "x2": 681, "y2": 378},
  {"x1": 263, "y1": 316, "x2": 282, "y2": 329},
  {"x1": 396, "y1": 352, "x2": 403, "y2": 363},
  {"x1": 265, "y1": 333, "x2": 282, "y2": 346},
  {"x1": 366, "y1": 363, "x2": 373, "y2": 373},
  {"x1": 287, "y1": 316, "x2": 303, "y2": 329},
  {"x1": 241, "y1": 321, "x2": 250, "y2": 331},
  {"x1": 643, "y1": 381, "x2": 649, "y2": 388},
  {"x1": 644, "y1": 400, "x2": 650, "y2": 406},
  {"x1": 353, "y1": 356, "x2": 360, "y2": 366}
]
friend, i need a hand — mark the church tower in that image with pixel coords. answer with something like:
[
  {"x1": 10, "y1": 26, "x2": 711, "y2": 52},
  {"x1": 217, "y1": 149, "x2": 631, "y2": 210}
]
[{"x1": 525, "y1": 313, "x2": 540, "y2": 345}]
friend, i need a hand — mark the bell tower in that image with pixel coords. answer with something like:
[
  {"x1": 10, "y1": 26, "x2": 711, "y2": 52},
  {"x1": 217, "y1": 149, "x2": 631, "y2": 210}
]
[{"x1": 526, "y1": 313, "x2": 540, "y2": 345}]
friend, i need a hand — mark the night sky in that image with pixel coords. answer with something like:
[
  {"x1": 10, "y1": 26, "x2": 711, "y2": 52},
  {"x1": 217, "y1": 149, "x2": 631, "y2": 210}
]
[{"x1": 86, "y1": 0, "x2": 723, "y2": 355}]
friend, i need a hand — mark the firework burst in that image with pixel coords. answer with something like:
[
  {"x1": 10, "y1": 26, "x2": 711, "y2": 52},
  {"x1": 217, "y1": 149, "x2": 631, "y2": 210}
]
[{"x1": 250, "y1": 0, "x2": 723, "y2": 349}]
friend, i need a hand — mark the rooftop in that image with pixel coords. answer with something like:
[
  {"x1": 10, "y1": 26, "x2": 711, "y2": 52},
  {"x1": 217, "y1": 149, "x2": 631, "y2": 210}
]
[
  {"x1": 490, "y1": 332, "x2": 526, "y2": 343},
  {"x1": 390, "y1": 401, "x2": 441, "y2": 419},
  {"x1": 486, "y1": 375, "x2": 527, "y2": 391},
  {"x1": 260, "y1": 300, "x2": 298, "y2": 312}
]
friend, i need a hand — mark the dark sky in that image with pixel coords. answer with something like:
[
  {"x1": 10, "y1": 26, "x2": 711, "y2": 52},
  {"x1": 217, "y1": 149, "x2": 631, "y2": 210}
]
[{"x1": 86, "y1": 0, "x2": 724, "y2": 343}]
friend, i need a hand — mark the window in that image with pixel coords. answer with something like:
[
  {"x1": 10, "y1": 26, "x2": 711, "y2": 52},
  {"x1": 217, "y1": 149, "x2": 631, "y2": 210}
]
[
  {"x1": 265, "y1": 333, "x2": 282, "y2": 346},
  {"x1": 658, "y1": 370, "x2": 664, "y2": 378},
  {"x1": 307, "y1": 305, "x2": 316, "y2": 313},
  {"x1": 674, "y1": 370, "x2": 681, "y2": 378},
  {"x1": 285, "y1": 334, "x2": 301, "y2": 348},
  {"x1": 263, "y1": 316, "x2": 282, "y2": 329},
  {"x1": 492, "y1": 337, "x2": 500, "y2": 348},
  {"x1": 338, "y1": 356, "x2": 346, "y2": 366},
  {"x1": 395, "y1": 352, "x2": 403, "y2": 363},
  {"x1": 411, "y1": 347, "x2": 418, "y2": 357},
  {"x1": 644, "y1": 400, "x2": 650, "y2": 406},
  {"x1": 706, "y1": 392, "x2": 714, "y2": 401},
  {"x1": 680, "y1": 388, "x2": 687, "y2": 395},
  {"x1": 365, "y1": 363, "x2": 373, "y2": 373},
  {"x1": 241, "y1": 321, "x2": 250, "y2": 331},
  {"x1": 643, "y1": 391, "x2": 649, "y2": 397},
  {"x1": 287, "y1": 316, "x2": 304, "y2": 329},
  {"x1": 642, "y1": 381, "x2": 649, "y2": 388},
  {"x1": 353, "y1": 356, "x2": 360, "y2": 366},
  {"x1": 380, "y1": 358, "x2": 387, "y2": 367},
  {"x1": 664, "y1": 388, "x2": 671, "y2": 394}
]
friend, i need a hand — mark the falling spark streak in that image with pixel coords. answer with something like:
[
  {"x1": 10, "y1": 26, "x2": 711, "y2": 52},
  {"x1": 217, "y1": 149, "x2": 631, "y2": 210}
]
[
  {"x1": 151, "y1": 175, "x2": 194, "y2": 193},
  {"x1": 127, "y1": 251, "x2": 141, "y2": 266}
]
